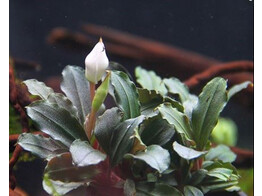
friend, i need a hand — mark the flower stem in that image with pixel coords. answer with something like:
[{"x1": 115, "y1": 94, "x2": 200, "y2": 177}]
[{"x1": 86, "y1": 82, "x2": 96, "y2": 141}]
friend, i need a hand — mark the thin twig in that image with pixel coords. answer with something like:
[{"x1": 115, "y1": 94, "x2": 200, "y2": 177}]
[{"x1": 184, "y1": 60, "x2": 254, "y2": 89}]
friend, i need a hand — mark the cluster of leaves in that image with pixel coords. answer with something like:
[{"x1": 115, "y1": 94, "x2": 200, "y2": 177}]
[{"x1": 18, "y1": 63, "x2": 251, "y2": 195}]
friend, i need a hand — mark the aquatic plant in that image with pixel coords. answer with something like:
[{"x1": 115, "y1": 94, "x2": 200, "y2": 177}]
[{"x1": 17, "y1": 40, "x2": 251, "y2": 195}]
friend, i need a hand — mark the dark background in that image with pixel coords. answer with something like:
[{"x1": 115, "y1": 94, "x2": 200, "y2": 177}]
[{"x1": 10, "y1": 1, "x2": 253, "y2": 195}]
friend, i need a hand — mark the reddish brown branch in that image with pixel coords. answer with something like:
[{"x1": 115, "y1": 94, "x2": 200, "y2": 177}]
[
  {"x1": 184, "y1": 61, "x2": 254, "y2": 88},
  {"x1": 9, "y1": 64, "x2": 31, "y2": 190},
  {"x1": 231, "y1": 146, "x2": 254, "y2": 168}
]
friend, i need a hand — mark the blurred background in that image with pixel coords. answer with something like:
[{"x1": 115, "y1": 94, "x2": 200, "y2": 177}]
[{"x1": 9, "y1": 0, "x2": 253, "y2": 195}]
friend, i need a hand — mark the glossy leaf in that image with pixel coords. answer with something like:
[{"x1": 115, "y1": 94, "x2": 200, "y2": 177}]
[
  {"x1": 140, "y1": 115, "x2": 174, "y2": 146},
  {"x1": 44, "y1": 153, "x2": 99, "y2": 182},
  {"x1": 43, "y1": 174, "x2": 82, "y2": 196},
  {"x1": 126, "y1": 145, "x2": 170, "y2": 173},
  {"x1": 47, "y1": 92, "x2": 78, "y2": 119},
  {"x1": 163, "y1": 77, "x2": 189, "y2": 103},
  {"x1": 109, "y1": 61, "x2": 133, "y2": 80},
  {"x1": 173, "y1": 142, "x2": 206, "y2": 160},
  {"x1": 207, "y1": 168, "x2": 233, "y2": 181},
  {"x1": 26, "y1": 100, "x2": 87, "y2": 147},
  {"x1": 61, "y1": 65, "x2": 91, "y2": 124},
  {"x1": 183, "y1": 94, "x2": 198, "y2": 120},
  {"x1": 138, "y1": 88, "x2": 183, "y2": 118},
  {"x1": 228, "y1": 81, "x2": 252, "y2": 100},
  {"x1": 135, "y1": 66, "x2": 167, "y2": 95},
  {"x1": 110, "y1": 115, "x2": 145, "y2": 166},
  {"x1": 184, "y1": 185, "x2": 204, "y2": 196},
  {"x1": 94, "y1": 107, "x2": 124, "y2": 154},
  {"x1": 110, "y1": 71, "x2": 140, "y2": 120},
  {"x1": 138, "y1": 88, "x2": 163, "y2": 118},
  {"x1": 70, "y1": 139, "x2": 106, "y2": 167},
  {"x1": 23, "y1": 79, "x2": 54, "y2": 100},
  {"x1": 18, "y1": 133, "x2": 68, "y2": 160},
  {"x1": 189, "y1": 169, "x2": 208, "y2": 186},
  {"x1": 158, "y1": 103, "x2": 193, "y2": 141},
  {"x1": 136, "y1": 182, "x2": 183, "y2": 196},
  {"x1": 192, "y1": 77, "x2": 227, "y2": 150},
  {"x1": 205, "y1": 145, "x2": 236, "y2": 163}
]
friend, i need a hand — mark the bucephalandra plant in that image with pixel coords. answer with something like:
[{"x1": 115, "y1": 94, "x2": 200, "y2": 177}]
[{"x1": 18, "y1": 39, "x2": 252, "y2": 196}]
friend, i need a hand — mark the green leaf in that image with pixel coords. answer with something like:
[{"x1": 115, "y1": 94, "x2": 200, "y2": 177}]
[
  {"x1": 135, "y1": 66, "x2": 167, "y2": 95},
  {"x1": 109, "y1": 61, "x2": 133, "y2": 80},
  {"x1": 23, "y1": 79, "x2": 54, "y2": 99},
  {"x1": 200, "y1": 176, "x2": 239, "y2": 194},
  {"x1": 140, "y1": 115, "x2": 174, "y2": 146},
  {"x1": 184, "y1": 185, "x2": 204, "y2": 196},
  {"x1": 61, "y1": 65, "x2": 91, "y2": 125},
  {"x1": 191, "y1": 77, "x2": 227, "y2": 150},
  {"x1": 110, "y1": 115, "x2": 145, "y2": 166},
  {"x1": 110, "y1": 71, "x2": 141, "y2": 120},
  {"x1": 94, "y1": 107, "x2": 124, "y2": 154},
  {"x1": 158, "y1": 103, "x2": 193, "y2": 142},
  {"x1": 189, "y1": 169, "x2": 208, "y2": 186},
  {"x1": 70, "y1": 139, "x2": 106, "y2": 167},
  {"x1": 207, "y1": 168, "x2": 233, "y2": 181},
  {"x1": 205, "y1": 145, "x2": 236, "y2": 163},
  {"x1": 163, "y1": 77, "x2": 190, "y2": 103},
  {"x1": 124, "y1": 179, "x2": 136, "y2": 196},
  {"x1": 138, "y1": 88, "x2": 183, "y2": 118},
  {"x1": 18, "y1": 133, "x2": 68, "y2": 160},
  {"x1": 47, "y1": 93, "x2": 78, "y2": 119},
  {"x1": 92, "y1": 72, "x2": 110, "y2": 112},
  {"x1": 138, "y1": 88, "x2": 163, "y2": 118},
  {"x1": 228, "y1": 81, "x2": 252, "y2": 100},
  {"x1": 26, "y1": 100, "x2": 87, "y2": 147},
  {"x1": 126, "y1": 145, "x2": 170, "y2": 173},
  {"x1": 183, "y1": 95, "x2": 198, "y2": 120},
  {"x1": 173, "y1": 142, "x2": 206, "y2": 160},
  {"x1": 44, "y1": 153, "x2": 99, "y2": 183},
  {"x1": 43, "y1": 174, "x2": 82, "y2": 196},
  {"x1": 136, "y1": 182, "x2": 183, "y2": 196}
]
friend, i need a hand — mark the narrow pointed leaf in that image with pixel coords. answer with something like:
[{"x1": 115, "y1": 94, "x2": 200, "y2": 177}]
[
  {"x1": 173, "y1": 142, "x2": 206, "y2": 160},
  {"x1": 192, "y1": 77, "x2": 227, "y2": 150},
  {"x1": 94, "y1": 107, "x2": 124, "y2": 154},
  {"x1": 163, "y1": 77, "x2": 190, "y2": 103},
  {"x1": 109, "y1": 115, "x2": 145, "y2": 166},
  {"x1": 18, "y1": 133, "x2": 68, "y2": 160},
  {"x1": 23, "y1": 79, "x2": 54, "y2": 99},
  {"x1": 70, "y1": 139, "x2": 106, "y2": 167},
  {"x1": 228, "y1": 81, "x2": 252, "y2": 100},
  {"x1": 135, "y1": 66, "x2": 167, "y2": 95},
  {"x1": 184, "y1": 186, "x2": 203, "y2": 196},
  {"x1": 61, "y1": 65, "x2": 91, "y2": 124},
  {"x1": 158, "y1": 103, "x2": 193, "y2": 141},
  {"x1": 110, "y1": 71, "x2": 140, "y2": 120},
  {"x1": 26, "y1": 100, "x2": 87, "y2": 147},
  {"x1": 126, "y1": 145, "x2": 170, "y2": 173}
]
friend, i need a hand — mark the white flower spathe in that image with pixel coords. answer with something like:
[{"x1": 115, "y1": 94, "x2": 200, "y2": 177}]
[{"x1": 85, "y1": 38, "x2": 109, "y2": 84}]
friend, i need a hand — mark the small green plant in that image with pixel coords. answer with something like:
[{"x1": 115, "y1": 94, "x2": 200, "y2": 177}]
[{"x1": 18, "y1": 40, "x2": 251, "y2": 196}]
